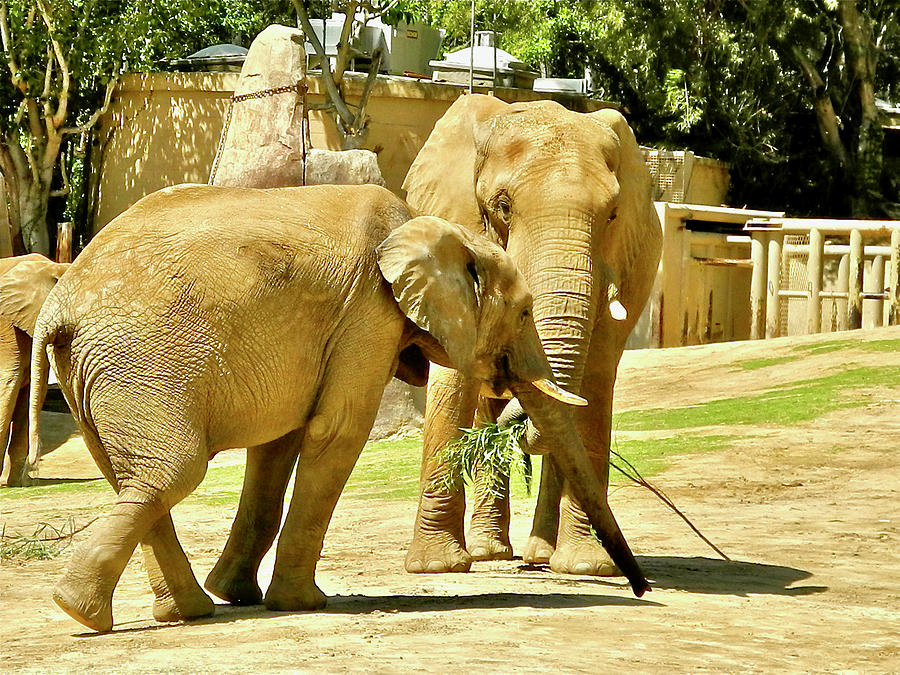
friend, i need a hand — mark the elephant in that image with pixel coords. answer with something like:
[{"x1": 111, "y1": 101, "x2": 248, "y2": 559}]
[
  {"x1": 400, "y1": 93, "x2": 663, "y2": 576},
  {"x1": 0, "y1": 253, "x2": 69, "y2": 486},
  {"x1": 20, "y1": 182, "x2": 646, "y2": 633}
]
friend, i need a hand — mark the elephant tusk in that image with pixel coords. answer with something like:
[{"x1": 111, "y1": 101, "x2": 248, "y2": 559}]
[
  {"x1": 531, "y1": 378, "x2": 588, "y2": 406},
  {"x1": 480, "y1": 383, "x2": 514, "y2": 399},
  {"x1": 607, "y1": 283, "x2": 627, "y2": 321}
]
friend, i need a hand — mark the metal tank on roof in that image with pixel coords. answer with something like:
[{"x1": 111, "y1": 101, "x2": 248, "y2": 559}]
[{"x1": 430, "y1": 31, "x2": 538, "y2": 89}]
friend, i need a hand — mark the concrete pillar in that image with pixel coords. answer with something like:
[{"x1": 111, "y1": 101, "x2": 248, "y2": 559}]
[
  {"x1": 848, "y1": 229, "x2": 863, "y2": 330},
  {"x1": 807, "y1": 228, "x2": 823, "y2": 334},
  {"x1": 749, "y1": 233, "x2": 766, "y2": 339},
  {"x1": 765, "y1": 233, "x2": 783, "y2": 339},
  {"x1": 869, "y1": 255, "x2": 885, "y2": 328},
  {"x1": 890, "y1": 229, "x2": 900, "y2": 326}
]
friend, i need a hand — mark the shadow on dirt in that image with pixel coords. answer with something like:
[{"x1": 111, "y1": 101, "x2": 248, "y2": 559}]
[
  {"x1": 636, "y1": 555, "x2": 827, "y2": 597},
  {"x1": 77, "y1": 592, "x2": 662, "y2": 636}
]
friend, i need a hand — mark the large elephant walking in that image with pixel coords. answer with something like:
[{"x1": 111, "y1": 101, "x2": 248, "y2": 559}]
[{"x1": 402, "y1": 94, "x2": 662, "y2": 576}]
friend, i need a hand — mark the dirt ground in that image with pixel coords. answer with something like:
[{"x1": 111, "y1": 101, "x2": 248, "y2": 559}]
[{"x1": 1, "y1": 327, "x2": 898, "y2": 673}]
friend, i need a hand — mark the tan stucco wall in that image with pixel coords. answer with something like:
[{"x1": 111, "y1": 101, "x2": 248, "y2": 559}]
[{"x1": 93, "y1": 72, "x2": 613, "y2": 231}]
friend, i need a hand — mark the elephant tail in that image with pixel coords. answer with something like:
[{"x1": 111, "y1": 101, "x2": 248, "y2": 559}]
[{"x1": 25, "y1": 312, "x2": 57, "y2": 479}]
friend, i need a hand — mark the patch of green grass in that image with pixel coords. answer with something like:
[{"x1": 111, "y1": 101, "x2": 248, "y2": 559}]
[
  {"x1": 343, "y1": 437, "x2": 422, "y2": 500},
  {"x1": 857, "y1": 338, "x2": 900, "y2": 353},
  {"x1": 734, "y1": 355, "x2": 799, "y2": 371},
  {"x1": 610, "y1": 434, "x2": 733, "y2": 482},
  {"x1": 0, "y1": 478, "x2": 107, "y2": 501},
  {"x1": 790, "y1": 338, "x2": 859, "y2": 355},
  {"x1": 615, "y1": 366, "x2": 900, "y2": 431}
]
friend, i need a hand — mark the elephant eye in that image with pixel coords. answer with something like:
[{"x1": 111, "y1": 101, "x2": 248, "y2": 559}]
[
  {"x1": 494, "y1": 193, "x2": 512, "y2": 220},
  {"x1": 520, "y1": 308, "x2": 530, "y2": 324}
]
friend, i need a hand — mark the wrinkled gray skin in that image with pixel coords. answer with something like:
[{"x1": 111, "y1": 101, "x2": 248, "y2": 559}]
[
  {"x1": 0, "y1": 254, "x2": 68, "y2": 486},
  {"x1": 27, "y1": 183, "x2": 611, "y2": 633},
  {"x1": 402, "y1": 94, "x2": 663, "y2": 577}
]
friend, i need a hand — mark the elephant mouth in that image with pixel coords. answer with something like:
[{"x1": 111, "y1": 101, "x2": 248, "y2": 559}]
[{"x1": 480, "y1": 382, "x2": 514, "y2": 399}]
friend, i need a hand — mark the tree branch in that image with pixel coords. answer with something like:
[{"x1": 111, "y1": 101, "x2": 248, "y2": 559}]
[
  {"x1": 61, "y1": 76, "x2": 117, "y2": 136},
  {"x1": 292, "y1": 0, "x2": 357, "y2": 130},
  {"x1": 36, "y1": 0, "x2": 70, "y2": 128},
  {"x1": 791, "y1": 45, "x2": 851, "y2": 168},
  {"x1": 333, "y1": 1, "x2": 360, "y2": 87}
]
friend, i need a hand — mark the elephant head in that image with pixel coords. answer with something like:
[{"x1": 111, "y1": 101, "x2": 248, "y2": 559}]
[
  {"x1": 377, "y1": 215, "x2": 584, "y2": 406},
  {"x1": 403, "y1": 95, "x2": 660, "y2": 596},
  {"x1": 0, "y1": 255, "x2": 70, "y2": 335}
]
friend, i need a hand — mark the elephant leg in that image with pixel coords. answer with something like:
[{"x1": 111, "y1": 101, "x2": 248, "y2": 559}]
[
  {"x1": 53, "y1": 431, "x2": 207, "y2": 631},
  {"x1": 4, "y1": 387, "x2": 30, "y2": 486},
  {"x1": 405, "y1": 364, "x2": 478, "y2": 573},
  {"x1": 141, "y1": 513, "x2": 215, "y2": 623},
  {"x1": 467, "y1": 399, "x2": 513, "y2": 561},
  {"x1": 523, "y1": 456, "x2": 563, "y2": 564},
  {"x1": 205, "y1": 430, "x2": 303, "y2": 605},
  {"x1": 550, "y1": 334, "x2": 621, "y2": 576},
  {"x1": 264, "y1": 354, "x2": 390, "y2": 611},
  {"x1": 0, "y1": 332, "x2": 26, "y2": 486}
]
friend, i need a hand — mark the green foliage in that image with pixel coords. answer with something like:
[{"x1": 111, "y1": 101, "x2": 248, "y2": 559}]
[
  {"x1": 395, "y1": 1, "x2": 899, "y2": 217},
  {"x1": 616, "y1": 366, "x2": 900, "y2": 430},
  {"x1": 0, "y1": 517, "x2": 83, "y2": 560},
  {"x1": 439, "y1": 420, "x2": 530, "y2": 498}
]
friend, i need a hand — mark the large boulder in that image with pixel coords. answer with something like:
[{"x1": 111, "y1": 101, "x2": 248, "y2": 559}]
[{"x1": 211, "y1": 24, "x2": 384, "y2": 188}]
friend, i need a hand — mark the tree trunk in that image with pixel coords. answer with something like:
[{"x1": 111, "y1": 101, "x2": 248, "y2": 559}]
[{"x1": 839, "y1": 0, "x2": 887, "y2": 217}]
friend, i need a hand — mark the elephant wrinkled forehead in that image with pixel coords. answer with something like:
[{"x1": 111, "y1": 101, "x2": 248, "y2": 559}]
[{"x1": 484, "y1": 105, "x2": 612, "y2": 157}]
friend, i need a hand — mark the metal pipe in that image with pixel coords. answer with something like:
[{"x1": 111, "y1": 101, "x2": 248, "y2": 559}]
[
  {"x1": 747, "y1": 218, "x2": 900, "y2": 235},
  {"x1": 783, "y1": 244, "x2": 893, "y2": 257},
  {"x1": 468, "y1": 0, "x2": 475, "y2": 93}
]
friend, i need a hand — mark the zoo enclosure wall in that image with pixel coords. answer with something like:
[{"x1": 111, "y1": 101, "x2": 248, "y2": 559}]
[{"x1": 88, "y1": 72, "x2": 613, "y2": 231}]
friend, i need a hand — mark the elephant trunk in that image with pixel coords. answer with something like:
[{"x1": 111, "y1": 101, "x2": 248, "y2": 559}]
[
  {"x1": 513, "y1": 383, "x2": 650, "y2": 597},
  {"x1": 508, "y1": 207, "x2": 599, "y2": 393}
]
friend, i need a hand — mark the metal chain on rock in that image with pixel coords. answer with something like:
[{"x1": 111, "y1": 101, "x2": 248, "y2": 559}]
[{"x1": 209, "y1": 81, "x2": 309, "y2": 184}]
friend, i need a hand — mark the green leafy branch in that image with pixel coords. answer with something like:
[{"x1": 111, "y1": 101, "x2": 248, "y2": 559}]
[{"x1": 440, "y1": 419, "x2": 531, "y2": 497}]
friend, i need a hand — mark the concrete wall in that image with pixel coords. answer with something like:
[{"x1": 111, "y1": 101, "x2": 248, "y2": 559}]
[{"x1": 92, "y1": 72, "x2": 613, "y2": 230}]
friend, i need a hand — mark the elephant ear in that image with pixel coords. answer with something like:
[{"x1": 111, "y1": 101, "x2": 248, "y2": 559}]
[
  {"x1": 586, "y1": 109, "x2": 659, "y2": 280},
  {"x1": 376, "y1": 216, "x2": 482, "y2": 375},
  {"x1": 402, "y1": 93, "x2": 509, "y2": 230},
  {"x1": 0, "y1": 259, "x2": 69, "y2": 335}
]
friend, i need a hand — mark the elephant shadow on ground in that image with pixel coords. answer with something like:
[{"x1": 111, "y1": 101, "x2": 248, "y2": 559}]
[
  {"x1": 634, "y1": 555, "x2": 827, "y2": 597},
  {"x1": 80, "y1": 592, "x2": 662, "y2": 636}
]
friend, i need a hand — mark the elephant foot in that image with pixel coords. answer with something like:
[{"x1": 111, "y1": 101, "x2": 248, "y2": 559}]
[
  {"x1": 53, "y1": 577, "x2": 114, "y2": 633},
  {"x1": 522, "y1": 535, "x2": 555, "y2": 564},
  {"x1": 404, "y1": 530, "x2": 472, "y2": 573},
  {"x1": 152, "y1": 587, "x2": 215, "y2": 623},
  {"x1": 264, "y1": 579, "x2": 327, "y2": 612},
  {"x1": 467, "y1": 532, "x2": 513, "y2": 561},
  {"x1": 204, "y1": 560, "x2": 264, "y2": 605},
  {"x1": 549, "y1": 537, "x2": 621, "y2": 577}
]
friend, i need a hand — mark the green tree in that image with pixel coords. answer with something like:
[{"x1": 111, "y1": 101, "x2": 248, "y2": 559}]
[
  {"x1": 398, "y1": 0, "x2": 899, "y2": 218},
  {"x1": 0, "y1": 0, "x2": 288, "y2": 254}
]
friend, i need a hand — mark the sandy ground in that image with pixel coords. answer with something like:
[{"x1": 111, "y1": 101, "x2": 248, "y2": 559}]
[{"x1": 1, "y1": 327, "x2": 898, "y2": 673}]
